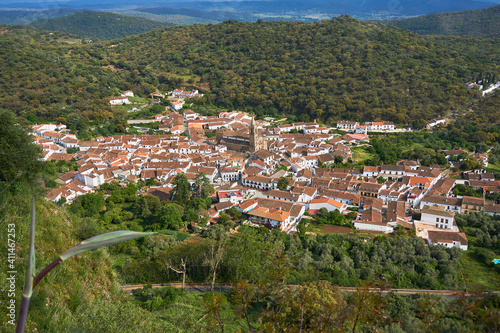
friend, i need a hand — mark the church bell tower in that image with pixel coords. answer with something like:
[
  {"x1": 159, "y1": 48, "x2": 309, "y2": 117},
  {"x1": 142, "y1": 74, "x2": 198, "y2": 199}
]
[
  {"x1": 249, "y1": 116, "x2": 266, "y2": 153},
  {"x1": 249, "y1": 117, "x2": 258, "y2": 153}
]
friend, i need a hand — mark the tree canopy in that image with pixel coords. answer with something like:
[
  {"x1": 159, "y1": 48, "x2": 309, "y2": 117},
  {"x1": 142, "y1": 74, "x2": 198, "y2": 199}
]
[
  {"x1": 0, "y1": 109, "x2": 45, "y2": 208},
  {"x1": 0, "y1": 18, "x2": 498, "y2": 127},
  {"x1": 171, "y1": 173, "x2": 191, "y2": 202},
  {"x1": 30, "y1": 11, "x2": 173, "y2": 41}
]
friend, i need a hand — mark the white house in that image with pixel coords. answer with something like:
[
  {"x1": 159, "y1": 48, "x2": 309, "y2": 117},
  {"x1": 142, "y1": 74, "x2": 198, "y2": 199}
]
[
  {"x1": 110, "y1": 96, "x2": 130, "y2": 105},
  {"x1": 379, "y1": 165, "x2": 405, "y2": 179},
  {"x1": 363, "y1": 166, "x2": 380, "y2": 178},
  {"x1": 237, "y1": 199, "x2": 258, "y2": 213},
  {"x1": 308, "y1": 197, "x2": 344, "y2": 214},
  {"x1": 420, "y1": 205, "x2": 455, "y2": 230},
  {"x1": 482, "y1": 81, "x2": 500, "y2": 96},
  {"x1": 354, "y1": 126, "x2": 367, "y2": 134},
  {"x1": 183, "y1": 109, "x2": 199, "y2": 121},
  {"x1": 171, "y1": 101, "x2": 185, "y2": 111},
  {"x1": 427, "y1": 230, "x2": 468, "y2": 250},
  {"x1": 353, "y1": 220, "x2": 394, "y2": 233},
  {"x1": 419, "y1": 196, "x2": 462, "y2": 214},
  {"x1": 427, "y1": 117, "x2": 446, "y2": 128},
  {"x1": 336, "y1": 121, "x2": 359, "y2": 130},
  {"x1": 171, "y1": 89, "x2": 204, "y2": 98},
  {"x1": 218, "y1": 190, "x2": 244, "y2": 205},
  {"x1": 75, "y1": 171, "x2": 105, "y2": 188},
  {"x1": 220, "y1": 166, "x2": 242, "y2": 182},
  {"x1": 365, "y1": 121, "x2": 395, "y2": 131},
  {"x1": 247, "y1": 207, "x2": 292, "y2": 230},
  {"x1": 60, "y1": 136, "x2": 79, "y2": 148}
]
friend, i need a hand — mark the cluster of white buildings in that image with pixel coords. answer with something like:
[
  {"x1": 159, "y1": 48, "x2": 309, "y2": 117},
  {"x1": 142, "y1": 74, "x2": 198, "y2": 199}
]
[
  {"x1": 336, "y1": 120, "x2": 396, "y2": 133},
  {"x1": 109, "y1": 88, "x2": 202, "y2": 108},
  {"x1": 34, "y1": 106, "x2": 499, "y2": 251},
  {"x1": 32, "y1": 124, "x2": 79, "y2": 157},
  {"x1": 465, "y1": 80, "x2": 500, "y2": 96}
]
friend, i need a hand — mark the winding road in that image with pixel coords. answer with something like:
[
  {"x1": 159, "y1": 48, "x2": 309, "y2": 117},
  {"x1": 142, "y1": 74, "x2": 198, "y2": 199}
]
[{"x1": 122, "y1": 283, "x2": 493, "y2": 299}]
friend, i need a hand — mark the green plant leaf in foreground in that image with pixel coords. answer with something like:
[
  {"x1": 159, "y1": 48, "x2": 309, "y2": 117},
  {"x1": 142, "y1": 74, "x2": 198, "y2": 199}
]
[
  {"x1": 18, "y1": 230, "x2": 155, "y2": 333},
  {"x1": 16, "y1": 196, "x2": 37, "y2": 333},
  {"x1": 60, "y1": 230, "x2": 156, "y2": 261},
  {"x1": 24, "y1": 196, "x2": 36, "y2": 297},
  {"x1": 32, "y1": 230, "x2": 156, "y2": 289}
]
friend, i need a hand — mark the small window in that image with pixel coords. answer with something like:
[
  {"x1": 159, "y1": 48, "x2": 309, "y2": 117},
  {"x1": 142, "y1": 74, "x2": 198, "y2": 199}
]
[{"x1": 436, "y1": 218, "x2": 439, "y2": 222}]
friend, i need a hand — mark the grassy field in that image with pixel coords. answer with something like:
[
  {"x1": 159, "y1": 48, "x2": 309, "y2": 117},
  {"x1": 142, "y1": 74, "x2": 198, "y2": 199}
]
[
  {"x1": 111, "y1": 104, "x2": 139, "y2": 112},
  {"x1": 129, "y1": 96, "x2": 150, "y2": 104},
  {"x1": 458, "y1": 248, "x2": 500, "y2": 291},
  {"x1": 161, "y1": 229, "x2": 190, "y2": 242},
  {"x1": 351, "y1": 146, "x2": 377, "y2": 164},
  {"x1": 486, "y1": 162, "x2": 500, "y2": 174}
]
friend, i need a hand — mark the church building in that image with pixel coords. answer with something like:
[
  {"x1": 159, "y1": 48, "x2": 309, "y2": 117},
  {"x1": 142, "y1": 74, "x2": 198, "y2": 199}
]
[{"x1": 216, "y1": 117, "x2": 267, "y2": 154}]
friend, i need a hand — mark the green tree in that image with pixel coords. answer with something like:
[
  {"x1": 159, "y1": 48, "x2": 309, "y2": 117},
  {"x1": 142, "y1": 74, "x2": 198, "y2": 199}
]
[
  {"x1": 171, "y1": 173, "x2": 191, "y2": 202},
  {"x1": 277, "y1": 177, "x2": 290, "y2": 191},
  {"x1": 0, "y1": 109, "x2": 45, "y2": 203},
  {"x1": 461, "y1": 156, "x2": 483, "y2": 170},
  {"x1": 347, "y1": 281, "x2": 386, "y2": 332},
  {"x1": 218, "y1": 212, "x2": 230, "y2": 225},
  {"x1": 201, "y1": 292, "x2": 227, "y2": 332},
  {"x1": 71, "y1": 192, "x2": 105, "y2": 217},
  {"x1": 161, "y1": 97, "x2": 171, "y2": 106},
  {"x1": 290, "y1": 281, "x2": 346, "y2": 332},
  {"x1": 158, "y1": 204, "x2": 184, "y2": 230},
  {"x1": 135, "y1": 195, "x2": 162, "y2": 218},
  {"x1": 232, "y1": 280, "x2": 257, "y2": 331},
  {"x1": 193, "y1": 172, "x2": 214, "y2": 199},
  {"x1": 204, "y1": 233, "x2": 228, "y2": 291}
]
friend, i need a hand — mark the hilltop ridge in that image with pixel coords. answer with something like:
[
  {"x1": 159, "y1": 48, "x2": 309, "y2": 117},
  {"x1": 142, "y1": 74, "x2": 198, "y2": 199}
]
[
  {"x1": 30, "y1": 10, "x2": 173, "y2": 40},
  {"x1": 382, "y1": 4, "x2": 500, "y2": 38}
]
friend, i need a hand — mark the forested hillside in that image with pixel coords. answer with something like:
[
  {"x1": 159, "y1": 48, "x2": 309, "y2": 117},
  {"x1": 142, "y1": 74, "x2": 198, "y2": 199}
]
[
  {"x1": 383, "y1": 4, "x2": 500, "y2": 38},
  {"x1": 67, "y1": 16, "x2": 500, "y2": 126},
  {"x1": 30, "y1": 10, "x2": 173, "y2": 40},
  {"x1": 0, "y1": 25, "x2": 117, "y2": 123},
  {"x1": 0, "y1": 17, "x2": 499, "y2": 127}
]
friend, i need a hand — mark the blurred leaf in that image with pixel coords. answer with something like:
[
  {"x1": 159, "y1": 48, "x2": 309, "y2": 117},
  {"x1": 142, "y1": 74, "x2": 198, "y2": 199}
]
[{"x1": 60, "y1": 231, "x2": 155, "y2": 261}]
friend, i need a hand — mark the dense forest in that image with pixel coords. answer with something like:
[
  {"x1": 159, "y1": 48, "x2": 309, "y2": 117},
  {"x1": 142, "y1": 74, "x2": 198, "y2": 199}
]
[
  {"x1": 1, "y1": 17, "x2": 499, "y2": 127},
  {"x1": 93, "y1": 16, "x2": 499, "y2": 126},
  {"x1": 30, "y1": 11, "x2": 173, "y2": 41},
  {"x1": 383, "y1": 5, "x2": 500, "y2": 38}
]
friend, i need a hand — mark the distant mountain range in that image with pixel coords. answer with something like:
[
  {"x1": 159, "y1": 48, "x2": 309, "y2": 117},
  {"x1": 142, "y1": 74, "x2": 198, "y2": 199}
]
[
  {"x1": 382, "y1": 4, "x2": 500, "y2": 38},
  {"x1": 0, "y1": 8, "x2": 77, "y2": 25},
  {"x1": 2, "y1": 1, "x2": 499, "y2": 40},
  {"x1": 30, "y1": 10, "x2": 173, "y2": 40},
  {"x1": 1, "y1": 0, "x2": 499, "y2": 23}
]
